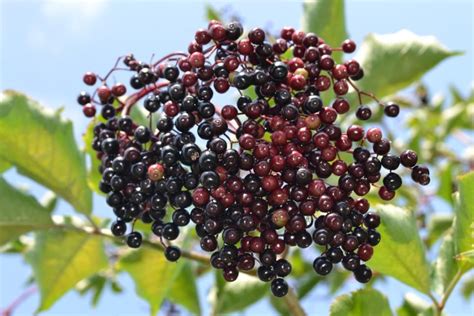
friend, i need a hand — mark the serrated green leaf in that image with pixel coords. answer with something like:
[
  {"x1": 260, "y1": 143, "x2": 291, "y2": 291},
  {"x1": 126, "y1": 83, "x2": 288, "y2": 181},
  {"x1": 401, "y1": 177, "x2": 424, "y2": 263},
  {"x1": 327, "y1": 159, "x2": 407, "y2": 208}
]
[
  {"x1": 169, "y1": 262, "x2": 201, "y2": 315},
  {"x1": 0, "y1": 177, "x2": 53, "y2": 245},
  {"x1": 396, "y1": 292, "x2": 431, "y2": 316},
  {"x1": 302, "y1": 0, "x2": 348, "y2": 63},
  {"x1": 453, "y1": 172, "x2": 474, "y2": 264},
  {"x1": 120, "y1": 246, "x2": 185, "y2": 316},
  {"x1": 371, "y1": 205, "x2": 431, "y2": 294},
  {"x1": 212, "y1": 273, "x2": 268, "y2": 314},
  {"x1": 0, "y1": 90, "x2": 92, "y2": 214},
  {"x1": 432, "y1": 232, "x2": 459, "y2": 295},
  {"x1": 353, "y1": 30, "x2": 460, "y2": 102},
  {"x1": 26, "y1": 229, "x2": 108, "y2": 312},
  {"x1": 426, "y1": 213, "x2": 453, "y2": 248},
  {"x1": 330, "y1": 288, "x2": 393, "y2": 316}
]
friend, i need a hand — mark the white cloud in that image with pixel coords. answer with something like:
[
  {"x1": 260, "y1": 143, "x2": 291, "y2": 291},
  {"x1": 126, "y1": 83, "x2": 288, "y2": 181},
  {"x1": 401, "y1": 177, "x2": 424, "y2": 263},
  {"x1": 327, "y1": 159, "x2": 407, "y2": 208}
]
[
  {"x1": 40, "y1": 0, "x2": 109, "y2": 32},
  {"x1": 26, "y1": 0, "x2": 109, "y2": 52}
]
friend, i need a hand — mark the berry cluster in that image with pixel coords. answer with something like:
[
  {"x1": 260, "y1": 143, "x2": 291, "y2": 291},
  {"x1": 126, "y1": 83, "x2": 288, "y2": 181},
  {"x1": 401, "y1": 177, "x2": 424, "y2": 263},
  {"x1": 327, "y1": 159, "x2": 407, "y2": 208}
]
[{"x1": 77, "y1": 21, "x2": 430, "y2": 297}]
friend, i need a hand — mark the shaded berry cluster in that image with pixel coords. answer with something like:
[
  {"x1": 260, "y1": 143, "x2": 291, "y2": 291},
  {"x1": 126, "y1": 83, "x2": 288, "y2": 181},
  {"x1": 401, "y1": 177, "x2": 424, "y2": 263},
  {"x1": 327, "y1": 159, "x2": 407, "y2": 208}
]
[{"x1": 77, "y1": 21, "x2": 430, "y2": 297}]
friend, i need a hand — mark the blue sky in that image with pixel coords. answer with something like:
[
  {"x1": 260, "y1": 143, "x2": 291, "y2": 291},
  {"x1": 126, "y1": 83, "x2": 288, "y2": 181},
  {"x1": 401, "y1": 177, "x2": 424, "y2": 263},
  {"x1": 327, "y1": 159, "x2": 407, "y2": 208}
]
[{"x1": 0, "y1": 0, "x2": 473, "y2": 315}]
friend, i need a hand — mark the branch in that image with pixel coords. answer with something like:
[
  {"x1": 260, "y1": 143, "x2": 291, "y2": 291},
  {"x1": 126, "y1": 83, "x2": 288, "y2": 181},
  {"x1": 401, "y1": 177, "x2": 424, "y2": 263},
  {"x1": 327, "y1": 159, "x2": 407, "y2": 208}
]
[
  {"x1": 283, "y1": 287, "x2": 307, "y2": 316},
  {"x1": 49, "y1": 219, "x2": 304, "y2": 312}
]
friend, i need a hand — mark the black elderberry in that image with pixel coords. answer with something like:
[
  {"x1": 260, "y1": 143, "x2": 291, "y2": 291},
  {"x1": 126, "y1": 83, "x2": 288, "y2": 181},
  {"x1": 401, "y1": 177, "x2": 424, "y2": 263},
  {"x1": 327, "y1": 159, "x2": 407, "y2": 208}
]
[
  {"x1": 165, "y1": 246, "x2": 181, "y2": 262},
  {"x1": 126, "y1": 231, "x2": 142, "y2": 248}
]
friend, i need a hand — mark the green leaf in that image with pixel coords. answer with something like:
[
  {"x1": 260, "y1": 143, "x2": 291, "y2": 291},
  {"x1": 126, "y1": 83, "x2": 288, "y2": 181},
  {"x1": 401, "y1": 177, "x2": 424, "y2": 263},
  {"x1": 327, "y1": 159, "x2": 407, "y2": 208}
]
[
  {"x1": 212, "y1": 273, "x2": 268, "y2": 314},
  {"x1": 76, "y1": 274, "x2": 107, "y2": 307},
  {"x1": 354, "y1": 30, "x2": 460, "y2": 101},
  {"x1": 426, "y1": 213, "x2": 453, "y2": 248},
  {"x1": 453, "y1": 172, "x2": 474, "y2": 258},
  {"x1": 460, "y1": 275, "x2": 474, "y2": 300},
  {"x1": 437, "y1": 162, "x2": 454, "y2": 204},
  {"x1": 26, "y1": 229, "x2": 108, "y2": 312},
  {"x1": 330, "y1": 288, "x2": 393, "y2": 316},
  {"x1": 83, "y1": 121, "x2": 103, "y2": 195},
  {"x1": 120, "y1": 246, "x2": 185, "y2": 315},
  {"x1": 432, "y1": 232, "x2": 458, "y2": 295},
  {"x1": 0, "y1": 90, "x2": 92, "y2": 214},
  {"x1": 370, "y1": 205, "x2": 431, "y2": 294},
  {"x1": 0, "y1": 159, "x2": 11, "y2": 173},
  {"x1": 302, "y1": 0, "x2": 348, "y2": 63},
  {"x1": 396, "y1": 292, "x2": 430, "y2": 316},
  {"x1": 0, "y1": 177, "x2": 53, "y2": 245},
  {"x1": 205, "y1": 4, "x2": 221, "y2": 21},
  {"x1": 169, "y1": 262, "x2": 201, "y2": 315}
]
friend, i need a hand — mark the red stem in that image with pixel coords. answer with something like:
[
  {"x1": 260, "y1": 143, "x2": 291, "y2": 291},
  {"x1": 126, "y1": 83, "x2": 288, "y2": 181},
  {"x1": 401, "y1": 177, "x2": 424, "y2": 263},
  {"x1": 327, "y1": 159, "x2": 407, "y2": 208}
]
[{"x1": 1, "y1": 286, "x2": 37, "y2": 316}]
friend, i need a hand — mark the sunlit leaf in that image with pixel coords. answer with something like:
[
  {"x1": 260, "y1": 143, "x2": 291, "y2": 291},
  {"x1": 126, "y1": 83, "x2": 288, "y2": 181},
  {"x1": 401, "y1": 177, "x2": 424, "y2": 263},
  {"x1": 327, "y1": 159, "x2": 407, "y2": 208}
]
[
  {"x1": 302, "y1": 0, "x2": 348, "y2": 63},
  {"x1": 120, "y1": 246, "x2": 185, "y2": 315},
  {"x1": 169, "y1": 262, "x2": 201, "y2": 315},
  {"x1": 426, "y1": 213, "x2": 453, "y2": 248},
  {"x1": 0, "y1": 177, "x2": 53, "y2": 245},
  {"x1": 330, "y1": 288, "x2": 393, "y2": 316},
  {"x1": 453, "y1": 172, "x2": 474, "y2": 265},
  {"x1": 26, "y1": 229, "x2": 108, "y2": 312},
  {"x1": 353, "y1": 30, "x2": 460, "y2": 103},
  {"x1": 0, "y1": 90, "x2": 92, "y2": 214},
  {"x1": 370, "y1": 205, "x2": 431, "y2": 294}
]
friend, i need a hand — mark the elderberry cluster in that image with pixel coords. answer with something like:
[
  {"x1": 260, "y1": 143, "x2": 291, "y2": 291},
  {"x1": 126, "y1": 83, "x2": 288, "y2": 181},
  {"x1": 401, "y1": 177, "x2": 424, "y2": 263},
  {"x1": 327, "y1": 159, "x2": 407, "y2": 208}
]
[{"x1": 77, "y1": 21, "x2": 430, "y2": 297}]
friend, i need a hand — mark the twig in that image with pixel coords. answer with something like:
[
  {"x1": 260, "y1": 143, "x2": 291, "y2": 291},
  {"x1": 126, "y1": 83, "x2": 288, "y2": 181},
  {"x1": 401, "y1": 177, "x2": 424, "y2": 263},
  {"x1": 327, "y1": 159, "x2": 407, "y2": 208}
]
[
  {"x1": 283, "y1": 287, "x2": 306, "y2": 316},
  {"x1": 1, "y1": 286, "x2": 37, "y2": 316}
]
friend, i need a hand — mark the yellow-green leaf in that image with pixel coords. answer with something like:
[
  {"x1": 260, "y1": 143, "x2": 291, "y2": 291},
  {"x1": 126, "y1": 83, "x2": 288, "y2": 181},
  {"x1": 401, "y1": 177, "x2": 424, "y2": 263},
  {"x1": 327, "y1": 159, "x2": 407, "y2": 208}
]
[
  {"x1": 169, "y1": 262, "x2": 201, "y2": 315},
  {"x1": 120, "y1": 246, "x2": 185, "y2": 315},
  {"x1": 0, "y1": 90, "x2": 92, "y2": 214},
  {"x1": 453, "y1": 172, "x2": 474, "y2": 259},
  {"x1": 302, "y1": 0, "x2": 348, "y2": 63},
  {"x1": 0, "y1": 159, "x2": 11, "y2": 173},
  {"x1": 83, "y1": 121, "x2": 103, "y2": 195},
  {"x1": 0, "y1": 177, "x2": 53, "y2": 245},
  {"x1": 211, "y1": 273, "x2": 268, "y2": 314},
  {"x1": 354, "y1": 30, "x2": 460, "y2": 102},
  {"x1": 432, "y1": 232, "x2": 459, "y2": 295},
  {"x1": 26, "y1": 229, "x2": 108, "y2": 312},
  {"x1": 330, "y1": 288, "x2": 393, "y2": 316},
  {"x1": 426, "y1": 213, "x2": 453, "y2": 248},
  {"x1": 371, "y1": 205, "x2": 431, "y2": 294}
]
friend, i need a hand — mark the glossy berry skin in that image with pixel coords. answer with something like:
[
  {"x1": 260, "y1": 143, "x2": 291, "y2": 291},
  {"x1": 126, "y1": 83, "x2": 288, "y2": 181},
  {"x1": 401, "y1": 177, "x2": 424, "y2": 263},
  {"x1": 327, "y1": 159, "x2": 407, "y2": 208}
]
[
  {"x1": 165, "y1": 246, "x2": 181, "y2": 262},
  {"x1": 354, "y1": 265, "x2": 372, "y2": 283},
  {"x1": 258, "y1": 266, "x2": 275, "y2": 282},
  {"x1": 126, "y1": 232, "x2": 142, "y2": 248},
  {"x1": 78, "y1": 23, "x2": 431, "y2": 296},
  {"x1": 384, "y1": 103, "x2": 400, "y2": 117},
  {"x1": 271, "y1": 278, "x2": 289, "y2": 297},
  {"x1": 313, "y1": 257, "x2": 333, "y2": 275},
  {"x1": 111, "y1": 220, "x2": 127, "y2": 236}
]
